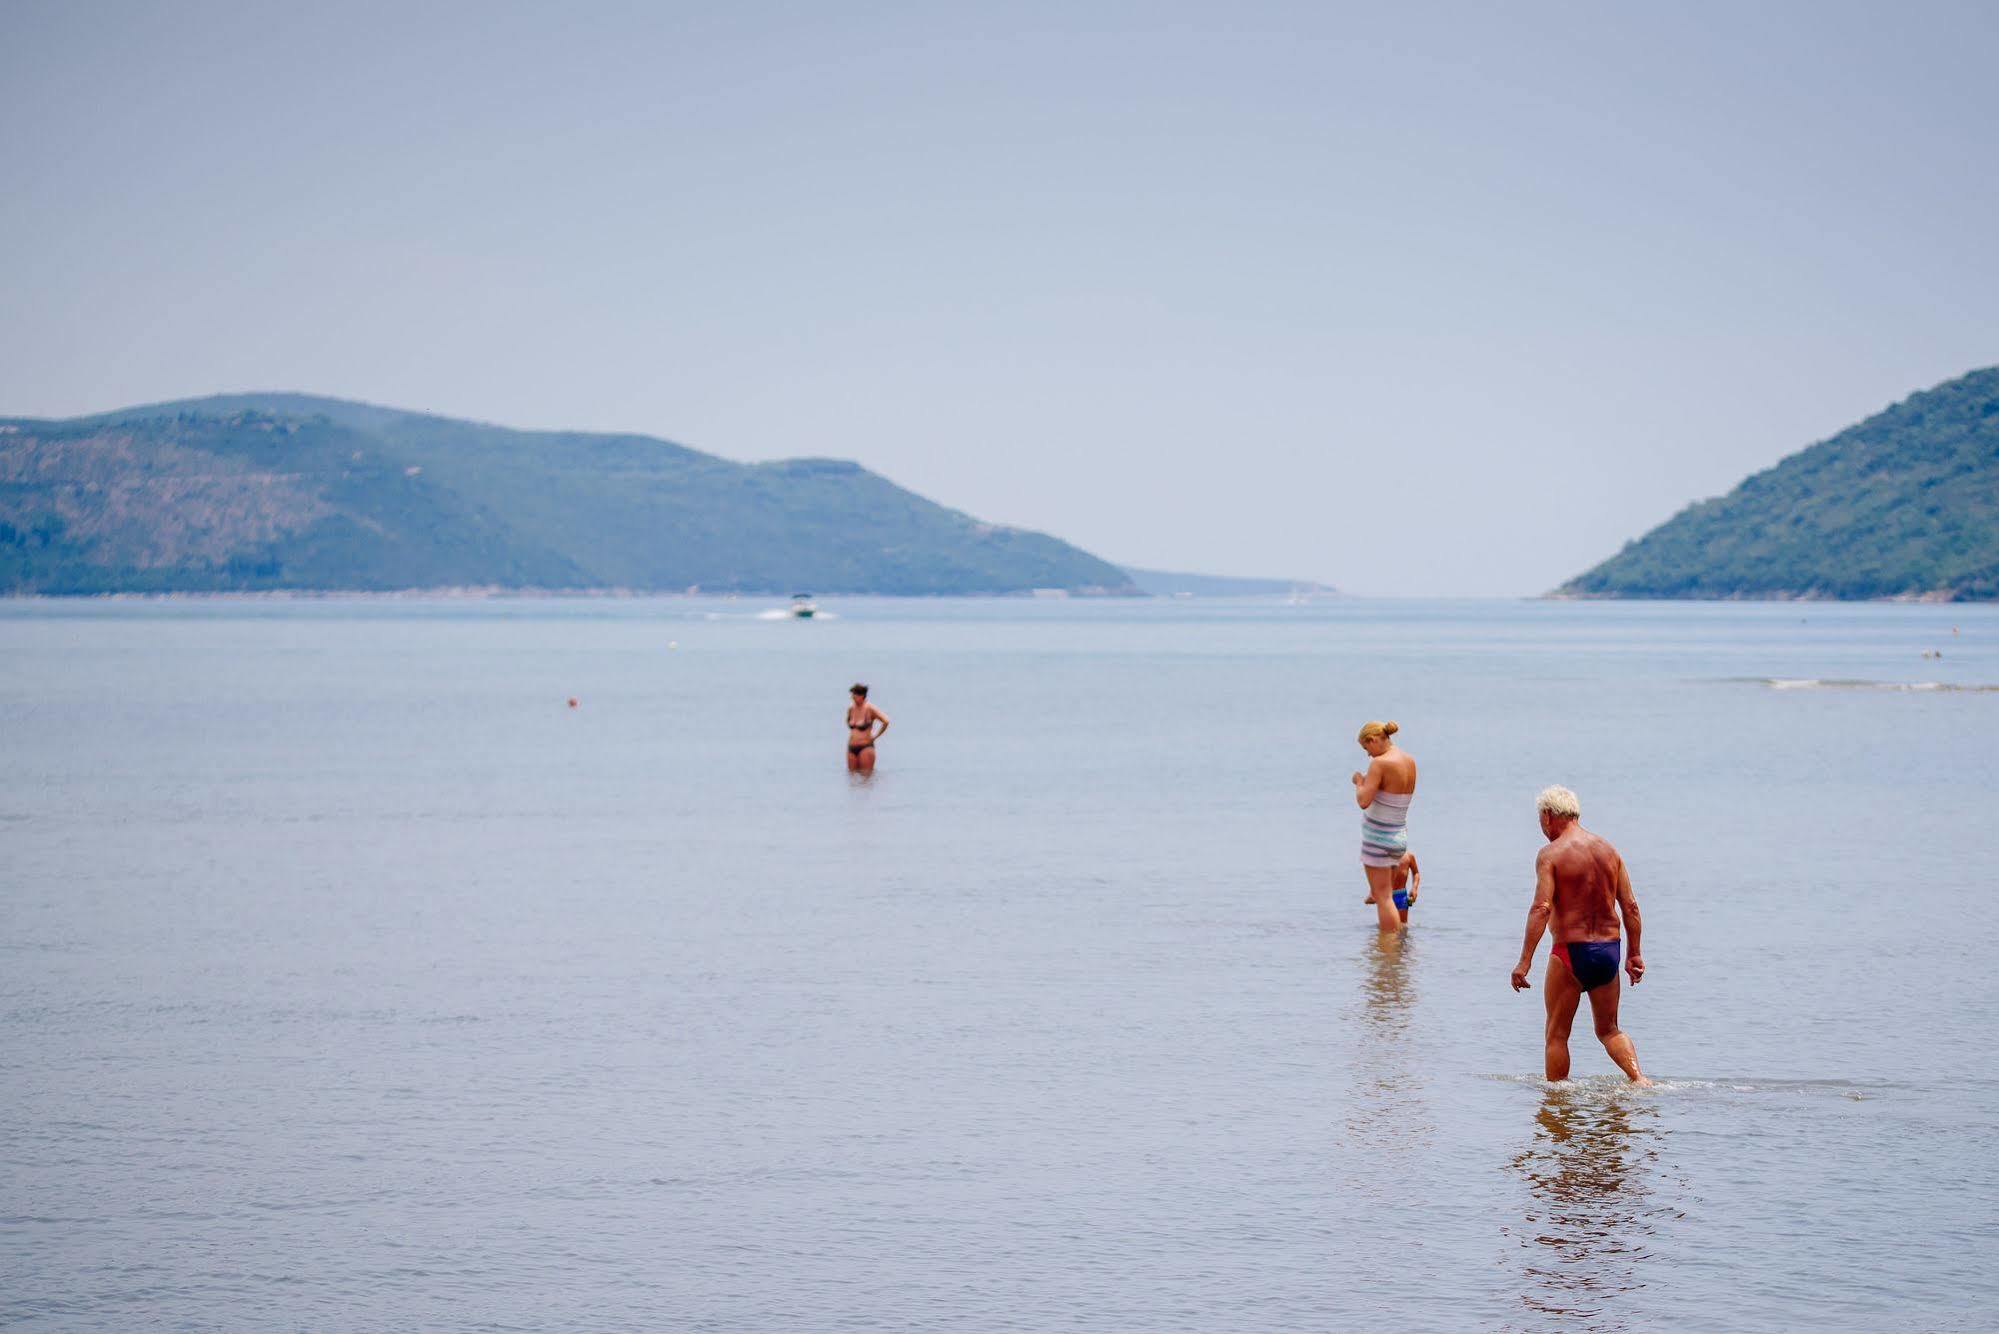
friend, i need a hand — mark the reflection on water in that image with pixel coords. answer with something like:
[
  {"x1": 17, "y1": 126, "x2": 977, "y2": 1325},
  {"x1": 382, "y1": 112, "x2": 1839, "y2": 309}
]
[
  {"x1": 1357, "y1": 931, "x2": 1417, "y2": 1039},
  {"x1": 1346, "y1": 932, "x2": 1431, "y2": 1146},
  {"x1": 1503, "y1": 1086, "x2": 1675, "y2": 1327}
]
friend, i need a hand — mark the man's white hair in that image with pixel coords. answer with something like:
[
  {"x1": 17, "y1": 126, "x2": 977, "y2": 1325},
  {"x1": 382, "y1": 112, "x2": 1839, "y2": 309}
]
[{"x1": 1536, "y1": 785, "x2": 1580, "y2": 818}]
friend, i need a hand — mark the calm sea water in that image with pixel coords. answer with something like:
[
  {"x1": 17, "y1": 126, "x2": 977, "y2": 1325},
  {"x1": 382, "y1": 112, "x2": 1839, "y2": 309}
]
[{"x1": 4, "y1": 596, "x2": 1996, "y2": 1331}]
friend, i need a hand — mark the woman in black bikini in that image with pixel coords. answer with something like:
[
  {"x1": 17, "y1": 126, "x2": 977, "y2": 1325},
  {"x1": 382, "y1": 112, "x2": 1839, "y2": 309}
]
[{"x1": 845, "y1": 683, "x2": 889, "y2": 773}]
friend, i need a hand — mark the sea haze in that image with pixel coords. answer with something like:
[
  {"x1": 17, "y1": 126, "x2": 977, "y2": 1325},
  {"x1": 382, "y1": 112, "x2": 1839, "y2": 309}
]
[{"x1": 3, "y1": 597, "x2": 1995, "y2": 1330}]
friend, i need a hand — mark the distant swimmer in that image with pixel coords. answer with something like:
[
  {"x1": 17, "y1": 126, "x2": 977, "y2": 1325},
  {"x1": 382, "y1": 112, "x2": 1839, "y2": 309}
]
[
  {"x1": 845, "y1": 683, "x2": 890, "y2": 773},
  {"x1": 1351, "y1": 720, "x2": 1417, "y2": 932},
  {"x1": 1510, "y1": 786, "x2": 1650, "y2": 1085}
]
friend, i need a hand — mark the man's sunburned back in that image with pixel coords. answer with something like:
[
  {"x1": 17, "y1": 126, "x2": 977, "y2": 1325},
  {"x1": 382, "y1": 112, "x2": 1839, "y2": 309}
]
[{"x1": 1542, "y1": 826, "x2": 1625, "y2": 944}]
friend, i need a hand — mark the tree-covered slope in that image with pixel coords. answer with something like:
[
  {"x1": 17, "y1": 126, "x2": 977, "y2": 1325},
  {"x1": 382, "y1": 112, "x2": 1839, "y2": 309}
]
[
  {"x1": 1561, "y1": 367, "x2": 1999, "y2": 600},
  {"x1": 0, "y1": 395, "x2": 1137, "y2": 595}
]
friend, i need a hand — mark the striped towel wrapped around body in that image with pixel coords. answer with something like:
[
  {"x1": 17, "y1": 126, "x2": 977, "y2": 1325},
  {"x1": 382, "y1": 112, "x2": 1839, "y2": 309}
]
[{"x1": 1360, "y1": 790, "x2": 1413, "y2": 868}]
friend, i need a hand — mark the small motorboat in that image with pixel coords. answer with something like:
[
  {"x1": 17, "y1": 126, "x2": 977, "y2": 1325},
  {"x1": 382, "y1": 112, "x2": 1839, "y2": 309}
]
[{"x1": 789, "y1": 593, "x2": 818, "y2": 619}]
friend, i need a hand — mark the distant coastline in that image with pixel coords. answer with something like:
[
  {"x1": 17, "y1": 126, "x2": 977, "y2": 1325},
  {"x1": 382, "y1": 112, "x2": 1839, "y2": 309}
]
[
  {"x1": 2, "y1": 393, "x2": 1348, "y2": 600},
  {"x1": 5, "y1": 582, "x2": 1323, "y2": 601},
  {"x1": 3, "y1": 586, "x2": 1156, "y2": 601},
  {"x1": 1544, "y1": 588, "x2": 1971, "y2": 604},
  {"x1": 1558, "y1": 366, "x2": 1999, "y2": 603},
  {"x1": 2, "y1": 393, "x2": 1143, "y2": 598},
  {"x1": 1122, "y1": 567, "x2": 1338, "y2": 598}
]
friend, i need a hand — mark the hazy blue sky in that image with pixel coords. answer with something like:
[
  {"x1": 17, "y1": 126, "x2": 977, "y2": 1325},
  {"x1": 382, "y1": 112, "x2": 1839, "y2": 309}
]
[{"x1": 4, "y1": 1, "x2": 1995, "y2": 594}]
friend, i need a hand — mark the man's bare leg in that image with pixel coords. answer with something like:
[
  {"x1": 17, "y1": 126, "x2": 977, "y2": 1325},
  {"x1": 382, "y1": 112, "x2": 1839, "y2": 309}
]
[
  {"x1": 1543, "y1": 955, "x2": 1581, "y2": 1080},
  {"x1": 1586, "y1": 980, "x2": 1651, "y2": 1085},
  {"x1": 1364, "y1": 866, "x2": 1401, "y2": 931}
]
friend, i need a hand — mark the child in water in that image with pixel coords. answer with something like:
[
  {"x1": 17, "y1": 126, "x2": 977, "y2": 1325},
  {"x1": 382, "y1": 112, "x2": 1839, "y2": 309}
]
[{"x1": 1364, "y1": 850, "x2": 1421, "y2": 922}]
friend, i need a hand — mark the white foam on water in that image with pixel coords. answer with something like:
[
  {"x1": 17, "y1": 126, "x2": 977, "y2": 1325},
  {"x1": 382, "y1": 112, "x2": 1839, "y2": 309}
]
[
  {"x1": 1481, "y1": 1072, "x2": 1901, "y2": 1099},
  {"x1": 1736, "y1": 676, "x2": 1999, "y2": 693}
]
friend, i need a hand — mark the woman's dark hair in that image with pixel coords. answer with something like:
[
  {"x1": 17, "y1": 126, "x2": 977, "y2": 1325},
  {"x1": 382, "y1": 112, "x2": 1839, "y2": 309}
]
[{"x1": 850, "y1": 683, "x2": 868, "y2": 698}]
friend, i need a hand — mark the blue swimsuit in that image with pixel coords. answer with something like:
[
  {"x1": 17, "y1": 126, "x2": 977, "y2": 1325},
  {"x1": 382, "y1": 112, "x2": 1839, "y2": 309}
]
[{"x1": 1555, "y1": 940, "x2": 1621, "y2": 991}]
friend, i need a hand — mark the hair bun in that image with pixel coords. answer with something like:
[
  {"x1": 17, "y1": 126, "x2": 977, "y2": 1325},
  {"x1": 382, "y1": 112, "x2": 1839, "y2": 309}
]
[{"x1": 1384, "y1": 721, "x2": 1399, "y2": 736}]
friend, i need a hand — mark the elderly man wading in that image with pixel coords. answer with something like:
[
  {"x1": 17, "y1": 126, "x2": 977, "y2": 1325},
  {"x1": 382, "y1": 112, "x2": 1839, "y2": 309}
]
[{"x1": 1510, "y1": 786, "x2": 1651, "y2": 1085}]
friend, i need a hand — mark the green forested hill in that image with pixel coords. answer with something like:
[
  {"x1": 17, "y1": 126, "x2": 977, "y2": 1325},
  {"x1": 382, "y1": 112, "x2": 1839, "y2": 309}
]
[
  {"x1": 0, "y1": 394, "x2": 1136, "y2": 595},
  {"x1": 1562, "y1": 367, "x2": 1999, "y2": 600}
]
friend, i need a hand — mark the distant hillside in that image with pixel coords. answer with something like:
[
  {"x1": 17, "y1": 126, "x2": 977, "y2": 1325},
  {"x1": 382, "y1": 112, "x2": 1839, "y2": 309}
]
[
  {"x1": 1562, "y1": 367, "x2": 1999, "y2": 601},
  {"x1": 1123, "y1": 567, "x2": 1337, "y2": 597},
  {"x1": 0, "y1": 394, "x2": 1137, "y2": 595}
]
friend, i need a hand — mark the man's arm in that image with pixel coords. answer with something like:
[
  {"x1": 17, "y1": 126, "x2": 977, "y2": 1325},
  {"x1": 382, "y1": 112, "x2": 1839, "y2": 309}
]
[
  {"x1": 1511, "y1": 852, "x2": 1555, "y2": 991},
  {"x1": 1617, "y1": 858, "x2": 1644, "y2": 984}
]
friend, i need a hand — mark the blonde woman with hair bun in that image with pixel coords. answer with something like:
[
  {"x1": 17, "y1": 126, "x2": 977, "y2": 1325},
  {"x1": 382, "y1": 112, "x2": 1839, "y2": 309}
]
[{"x1": 1352, "y1": 719, "x2": 1418, "y2": 932}]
